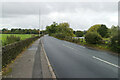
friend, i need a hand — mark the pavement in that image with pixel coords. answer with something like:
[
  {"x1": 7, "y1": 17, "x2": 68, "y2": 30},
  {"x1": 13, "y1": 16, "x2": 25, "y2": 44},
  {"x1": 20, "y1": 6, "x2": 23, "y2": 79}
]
[
  {"x1": 42, "y1": 35, "x2": 119, "y2": 78},
  {"x1": 3, "y1": 37, "x2": 53, "y2": 78},
  {"x1": 4, "y1": 38, "x2": 40, "y2": 78}
]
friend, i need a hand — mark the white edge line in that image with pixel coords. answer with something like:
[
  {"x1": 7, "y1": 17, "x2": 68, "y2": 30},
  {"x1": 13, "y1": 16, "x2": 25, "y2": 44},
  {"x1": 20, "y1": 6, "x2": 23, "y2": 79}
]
[
  {"x1": 93, "y1": 56, "x2": 120, "y2": 68},
  {"x1": 41, "y1": 39, "x2": 56, "y2": 78},
  {"x1": 0, "y1": 72, "x2": 2, "y2": 76},
  {"x1": 63, "y1": 44, "x2": 120, "y2": 69}
]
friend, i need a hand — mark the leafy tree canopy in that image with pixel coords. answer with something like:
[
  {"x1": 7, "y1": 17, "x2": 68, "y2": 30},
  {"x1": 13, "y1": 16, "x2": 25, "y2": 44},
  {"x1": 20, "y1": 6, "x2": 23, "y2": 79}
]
[
  {"x1": 88, "y1": 24, "x2": 108, "y2": 38},
  {"x1": 46, "y1": 22, "x2": 75, "y2": 37},
  {"x1": 88, "y1": 24, "x2": 101, "y2": 32},
  {"x1": 110, "y1": 25, "x2": 119, "y2": 37},
  {"x1": 110, "y1": 30, "x2": 120, "y2": 53},
  {"x1": 75, "y1": 30, "x2": 84, "y2": 37},
  {"x1": 97, "y1": 24, "x2": 108, "y2": 37}
]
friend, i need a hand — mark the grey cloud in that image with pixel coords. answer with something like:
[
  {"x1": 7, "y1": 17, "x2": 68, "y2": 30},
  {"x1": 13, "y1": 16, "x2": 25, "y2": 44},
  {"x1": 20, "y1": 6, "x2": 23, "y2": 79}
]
[
  {"x1": 0, "y1": 2, "x2": 118, "y2": 30},
  {"x1": 2, "y1": 2, "x2": 117, "y2": 18}
]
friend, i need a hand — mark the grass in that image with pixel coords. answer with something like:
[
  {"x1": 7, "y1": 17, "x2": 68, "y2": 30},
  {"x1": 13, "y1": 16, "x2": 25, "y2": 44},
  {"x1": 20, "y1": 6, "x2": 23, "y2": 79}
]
[
  {"x1": 2, "y1": 67, "x2": 12, "y2": 76},
  {"x1": 103, "y1": 38, "x2": 110, "y2": 41},
  {"x1": 0, "y1": 34, "x2": 38, "y2": 46},
  {"x1": 56, "y1": 36, "x2": 113, "y2": 53},
  {"x1": 78, "y1": 38, "x2": 109, "y2": 49},
  {"x1": 74, "y1": 38, "x2": 116, "y2": 54}
]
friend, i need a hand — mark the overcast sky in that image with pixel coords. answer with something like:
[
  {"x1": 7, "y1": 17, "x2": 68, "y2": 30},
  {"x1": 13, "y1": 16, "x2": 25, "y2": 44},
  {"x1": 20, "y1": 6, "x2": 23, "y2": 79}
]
[{"x1": 0, "y1": 0, "x2": 119, "y2": 30}]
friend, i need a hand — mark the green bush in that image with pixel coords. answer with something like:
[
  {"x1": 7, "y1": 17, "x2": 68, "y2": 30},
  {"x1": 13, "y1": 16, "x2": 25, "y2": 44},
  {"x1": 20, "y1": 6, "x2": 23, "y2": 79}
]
[
  {"x1": 71, "y1": 38, "x2": 80, "y2": 43},
  {"x1": 85, "y1": 32, "x2": 102, "y2": 44},
  {"x1": 110, "y1": 32, "x2": 120, "y2": 53},
  {"x1": 97, "y1": 24, "x2": 108, "y2": 38},
  {"x1": 53, "y1": 33, "x2": 66, "y2": 39},
  {"x1": 75, "y1": 31, "x2": 84, "y2": 37},
  {"x1": 65, "y1": 36, "x2": 72, "y2": 41}
]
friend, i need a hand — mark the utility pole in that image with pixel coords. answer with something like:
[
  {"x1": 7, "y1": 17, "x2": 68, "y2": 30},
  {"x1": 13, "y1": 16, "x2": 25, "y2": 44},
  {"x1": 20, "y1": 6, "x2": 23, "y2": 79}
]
[
  {"x1": 41, "y1": 25, "x2": 44, "y2": 35},
  {"x1": 39, "y1": 9, "x2": 40, "y2": 37}
]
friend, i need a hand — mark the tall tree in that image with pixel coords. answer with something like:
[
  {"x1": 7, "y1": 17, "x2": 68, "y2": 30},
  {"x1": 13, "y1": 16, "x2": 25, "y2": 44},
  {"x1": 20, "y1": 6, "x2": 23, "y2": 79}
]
[
  {"x1": 46, "y1": 22, "x2": 74, "y2": 37},
  {"x1": 46, "y1": 22, "x2": 58, "y2": 35},
  {"x1": 75, "y1": 30, "x2": 84, "y2": 37},
  {"x1": 97, "y1": 24, "x2": 108, "y2": 37},
  {"x1": 110, "y1": 25, "x2": 119, "y2": 37}
]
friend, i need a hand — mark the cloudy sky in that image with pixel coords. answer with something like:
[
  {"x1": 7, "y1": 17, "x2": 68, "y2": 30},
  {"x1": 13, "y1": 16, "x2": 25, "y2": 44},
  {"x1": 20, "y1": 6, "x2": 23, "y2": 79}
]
[{"x1": 0, "y1": 0, "x2": 119, "y2": 31}]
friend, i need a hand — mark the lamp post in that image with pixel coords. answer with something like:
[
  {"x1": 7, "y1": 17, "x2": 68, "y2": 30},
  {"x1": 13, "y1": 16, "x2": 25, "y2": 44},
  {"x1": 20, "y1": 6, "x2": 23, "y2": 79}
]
[{"x1": 39, "y1": 9, "x2": 40, "y2": 37}]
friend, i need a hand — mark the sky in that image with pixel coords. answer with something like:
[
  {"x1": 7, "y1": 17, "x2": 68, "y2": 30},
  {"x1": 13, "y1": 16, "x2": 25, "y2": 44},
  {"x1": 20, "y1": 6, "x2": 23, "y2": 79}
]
[{"x1": 0, "y1": 0, "x2": 119, "y2": 31}]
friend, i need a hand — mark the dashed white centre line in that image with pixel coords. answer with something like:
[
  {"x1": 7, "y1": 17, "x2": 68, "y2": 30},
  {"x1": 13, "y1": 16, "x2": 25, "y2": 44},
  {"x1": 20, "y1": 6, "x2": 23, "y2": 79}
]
[
  {"x1": 62, "y1": 44, "x2": 82, "y2": 56},
  {"x1": 63, "y1": 44, "x2": 75, "y2": 50},
  {"x1": 93, "y1": 56, "x2": 120, "y2": 68}
]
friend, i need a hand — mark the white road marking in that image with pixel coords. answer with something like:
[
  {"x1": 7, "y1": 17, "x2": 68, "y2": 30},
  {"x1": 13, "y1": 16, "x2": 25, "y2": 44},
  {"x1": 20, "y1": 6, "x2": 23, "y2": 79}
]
[
  {"x1": 41, "y1": 40, "x2": 56, "y2": 78},
  {"x1": 63, "y1": 44, "x2": 75, "y2": 50},
  {"x1": 93, "y1": 56, "x2": 120, "y2": 68},
  {"x1": 0, "y1": 72, "x2": 2, "y2": 76},
  {"x1": 62, "y1": 44, "x2": 82, "y2": 56},
  {"x1": 63, "y1": 44, "x2": 119, "y2": 68}
]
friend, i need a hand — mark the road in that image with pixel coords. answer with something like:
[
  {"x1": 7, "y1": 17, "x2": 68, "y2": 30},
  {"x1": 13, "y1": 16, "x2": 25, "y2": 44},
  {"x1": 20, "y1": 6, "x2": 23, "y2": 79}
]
[{"x1": 42, "y1": 35, "x2": 119, "y2": 78}]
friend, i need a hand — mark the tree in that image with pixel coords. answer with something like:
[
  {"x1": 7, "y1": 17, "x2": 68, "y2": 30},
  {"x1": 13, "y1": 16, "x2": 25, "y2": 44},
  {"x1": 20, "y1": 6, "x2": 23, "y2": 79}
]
[
  {"x1": 97, "y1": 24, "x2": 108, "y2": 37},
  {"x1": 85, "y1": 32, "x2": 102, "y2": 44},
  {"x1": 11, "y1": 28, "x2": 15, "y2": 33},
  {"x1": 75, "y1": 30, "x2": 84, "y2": 37},
  {"x1": 46, "y1": 22, "x2": 75, "y2": 38},
  {"x1": 2, "y1": 28, "x2": 8, "y2": 32},
  {"x1": 87, "y1": 24, "x2": 108, "y2": 38},
  {"x1": 110, "y1": 25, "x2": 119, "y2": 37},
  {"x1": 2, "y1": 28, "x2": 40, "y2": 34},
  {"x1": 57, "y1": 23, "x2": 74, "y2": 37},
  {"x1": 46, "y1": 22, "x2": 58, "y2": 35},
  {"x1": 110, "y1": 29, "x2": 120, "y2": 53},
  {"x1": 88, "y1": 24, "x2": 101, "y2": 32},
  {"x1": 2, "y1": 28, "x2": 8, "y2": 33},
  {"x1": 83, "y1": 30, "x2": 87, "y2": 35}
]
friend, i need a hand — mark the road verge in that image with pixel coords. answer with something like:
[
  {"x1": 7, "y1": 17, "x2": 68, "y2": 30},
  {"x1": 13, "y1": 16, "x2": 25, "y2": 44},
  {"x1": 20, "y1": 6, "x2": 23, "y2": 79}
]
[{"x1": 40, "y1": 39, "x2": 56, "y2": 79}]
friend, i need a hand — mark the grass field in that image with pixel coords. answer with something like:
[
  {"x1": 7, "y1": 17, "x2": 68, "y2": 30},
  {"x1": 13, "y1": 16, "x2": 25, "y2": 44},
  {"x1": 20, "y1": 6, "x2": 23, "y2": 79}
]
[{"x1": 0, "y1": 34, "x2": 38, "y2": 46}]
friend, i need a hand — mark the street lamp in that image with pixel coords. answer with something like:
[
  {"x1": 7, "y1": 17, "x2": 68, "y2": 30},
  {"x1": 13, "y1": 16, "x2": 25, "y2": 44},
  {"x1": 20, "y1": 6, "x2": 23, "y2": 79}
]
[{"x1": 39, "y1": 9, "x2": 41, "y2": 37}]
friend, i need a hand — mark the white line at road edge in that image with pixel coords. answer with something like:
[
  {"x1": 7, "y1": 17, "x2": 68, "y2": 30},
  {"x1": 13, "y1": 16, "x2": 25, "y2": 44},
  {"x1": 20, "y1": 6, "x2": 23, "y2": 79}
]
[
  {"x1": 0, "y1": 72, "x2": 2, "y2": 76},
  {"x1": 41, "y1": 39, "x2": 56, "y2": 78},
  {"x1": 93, "y1": 56, "x2": 120, "y2": 68}
]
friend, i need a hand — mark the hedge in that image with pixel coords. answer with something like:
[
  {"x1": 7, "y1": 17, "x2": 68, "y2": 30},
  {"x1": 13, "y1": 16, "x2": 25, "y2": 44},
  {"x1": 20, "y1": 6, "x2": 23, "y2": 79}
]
[
  {"x1": 85, "y1": 32, "x2": 102, "y2": 44},
  {"x1": 2, "y1": 36, "x2": 42, "y2": 68}
]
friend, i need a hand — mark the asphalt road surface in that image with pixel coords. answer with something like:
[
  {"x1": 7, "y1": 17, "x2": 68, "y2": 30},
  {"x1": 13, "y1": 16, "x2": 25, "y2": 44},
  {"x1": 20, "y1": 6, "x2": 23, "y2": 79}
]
[{"x1": 42, "y1": 35, "x2": 119, "y2": 78}]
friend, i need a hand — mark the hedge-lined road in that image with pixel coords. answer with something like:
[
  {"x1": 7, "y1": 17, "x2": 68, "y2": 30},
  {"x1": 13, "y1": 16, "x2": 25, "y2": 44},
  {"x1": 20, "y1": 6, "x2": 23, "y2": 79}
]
[{"x1": 42, "y1": 35, "x2": 119, "y2": 78}]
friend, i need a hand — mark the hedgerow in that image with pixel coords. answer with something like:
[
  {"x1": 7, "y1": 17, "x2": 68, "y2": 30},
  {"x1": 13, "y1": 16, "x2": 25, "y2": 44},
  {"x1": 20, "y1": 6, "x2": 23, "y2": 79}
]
[{"x1": 2, "y1": 36, "x2": 42, "y2": 68}]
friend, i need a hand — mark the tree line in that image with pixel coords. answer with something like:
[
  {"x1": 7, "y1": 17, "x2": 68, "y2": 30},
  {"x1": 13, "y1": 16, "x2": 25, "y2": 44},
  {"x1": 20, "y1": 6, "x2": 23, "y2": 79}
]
[
  {"x1": 1, "y1": 28, "x2": 45, "y2": 34},
  {"x1": 1, "y1": 22, "x2": 119, "y2": 53},
  {"x1": 46, "y1": 22, "x2": 120, "y2": 53}
]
